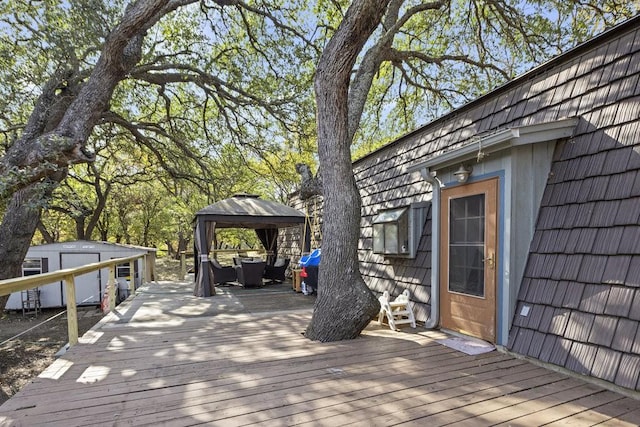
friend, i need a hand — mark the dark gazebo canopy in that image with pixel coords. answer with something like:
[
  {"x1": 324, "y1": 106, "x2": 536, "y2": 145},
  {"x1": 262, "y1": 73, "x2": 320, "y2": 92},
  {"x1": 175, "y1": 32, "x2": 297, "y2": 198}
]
[
  {"x1": 193, "y1": 194, "x2": 307, "y2": 297},
  {"x1": 195, "y1": 194, "x2": 306, "y2": 229}
]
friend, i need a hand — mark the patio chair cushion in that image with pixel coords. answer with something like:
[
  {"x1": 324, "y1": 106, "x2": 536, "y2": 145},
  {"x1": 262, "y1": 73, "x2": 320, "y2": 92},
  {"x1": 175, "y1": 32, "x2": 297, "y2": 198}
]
[
  {"x1": 236, "y1": 261, "x2": 266, "y2": 287},
  {"x1": 233, "y1": 257, "x2": 259, "y2": 266},
  {"x1": 211, "y1": 259, "x2": 237, "y2": 284}
]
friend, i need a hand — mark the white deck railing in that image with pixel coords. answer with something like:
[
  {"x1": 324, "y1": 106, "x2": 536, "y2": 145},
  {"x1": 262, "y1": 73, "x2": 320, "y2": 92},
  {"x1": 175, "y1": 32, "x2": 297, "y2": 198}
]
[{"x1": 0, "y1": 254, "x2": 152, "y2": 346}]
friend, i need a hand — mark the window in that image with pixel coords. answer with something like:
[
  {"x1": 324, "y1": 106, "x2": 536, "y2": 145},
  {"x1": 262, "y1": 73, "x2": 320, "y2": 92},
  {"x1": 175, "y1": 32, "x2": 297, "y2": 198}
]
[
  {"x1": 449, "y1": 194, "x2": 485, "y2": 297},
  {"x1": 372, "y1": 203, "x2": 428, "y2": 258},
  {"x1": 373, "y1": 208, "x2": 409, "y2": 255},
  {"x1": 116, "y1": 263, "x2": 131, "y2": 279},
  {"x1": 22, "y1": 258, "x2": 47, "y2": 276}
]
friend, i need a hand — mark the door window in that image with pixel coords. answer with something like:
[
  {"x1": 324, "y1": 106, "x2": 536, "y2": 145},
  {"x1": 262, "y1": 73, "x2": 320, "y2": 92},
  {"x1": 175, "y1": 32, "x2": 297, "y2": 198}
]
[{"x1": 449, "y1": 194, "x2": 485, "y2": 297}]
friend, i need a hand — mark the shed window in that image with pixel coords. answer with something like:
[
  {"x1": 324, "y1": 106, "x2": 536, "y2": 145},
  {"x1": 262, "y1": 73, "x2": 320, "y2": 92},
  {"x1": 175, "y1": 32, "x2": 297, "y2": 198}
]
[
  {"x1": 373, "y1": 207, "x2": 410, "y2": 255},
  {"x1": 22, "y1": 258, "x2": 47, "y2": 276},
  {"x1": 116, "y1": 263, "x2": 131, "y2": 279}
]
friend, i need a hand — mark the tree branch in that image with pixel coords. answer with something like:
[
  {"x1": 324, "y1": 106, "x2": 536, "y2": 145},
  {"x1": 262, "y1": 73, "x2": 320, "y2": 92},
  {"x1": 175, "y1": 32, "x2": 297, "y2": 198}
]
[
  {"x1": 347, "y1": 0, "x2": 447, "y2": 141},
  {"x1": 102, "y1": 111, "x2": 214, "y2": 191},
  {"x1": 0, "y1": 0, "x2": 198, "y2": 199}
]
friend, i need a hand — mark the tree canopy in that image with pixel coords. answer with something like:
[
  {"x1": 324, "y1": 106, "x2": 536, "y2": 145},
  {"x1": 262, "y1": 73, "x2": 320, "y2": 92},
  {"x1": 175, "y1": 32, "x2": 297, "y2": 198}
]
[{"x1": 0, "y1": 0, "x2": 320, "y2": 250}]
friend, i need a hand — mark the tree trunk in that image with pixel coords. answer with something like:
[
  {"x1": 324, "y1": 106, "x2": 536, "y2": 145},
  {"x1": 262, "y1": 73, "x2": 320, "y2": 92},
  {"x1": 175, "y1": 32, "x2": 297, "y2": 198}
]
[
  {"x1": 305, "y1": 0, "x2": 391, "y2": 341},
  {"x1": 174, "y1": 230, "x2": 190, "y2": 259},
  {"x1": 0, "y1": 0, "x2": 182, "y2": 312},
  {"x1": 0, "y1": 178, "x2": 77, "y2": 309},
  {"x1": 0, "y1": 177, "x2": 64, "y2": 324},
  {"x1": 166, "y1": 240, "x2": 176, "y2": 258},
  {"x1": 85, "y1": 180, "x2": 111, "y2": 240},
  {"x1": 0, "y1": 177, "x2": 64, "y2": 282},
  {"x1": 99, "y1": 226, "x2": 109, "y2": 241},
  {"x1": 75, "y1": 216, "x2": 88, "y2": 240}
]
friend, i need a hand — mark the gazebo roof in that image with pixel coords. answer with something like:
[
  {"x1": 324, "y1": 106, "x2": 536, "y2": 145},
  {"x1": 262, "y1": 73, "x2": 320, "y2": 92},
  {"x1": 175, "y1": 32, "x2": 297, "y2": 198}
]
[{"x1": 194, "y1": 194, "x2": 306, "y2": 229}]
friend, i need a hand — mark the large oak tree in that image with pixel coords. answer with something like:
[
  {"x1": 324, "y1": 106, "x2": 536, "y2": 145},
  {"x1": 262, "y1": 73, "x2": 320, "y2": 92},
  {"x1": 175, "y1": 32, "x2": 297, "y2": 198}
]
[{"x1": 0, "y1": 0, "x2": 189, "y2": 310}]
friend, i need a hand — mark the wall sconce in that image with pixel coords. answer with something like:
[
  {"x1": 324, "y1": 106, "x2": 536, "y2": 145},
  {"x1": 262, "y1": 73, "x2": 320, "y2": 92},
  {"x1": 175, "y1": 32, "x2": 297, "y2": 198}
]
[{"x1": 453, "y1": 164, "x2": 472, "y2": 183}]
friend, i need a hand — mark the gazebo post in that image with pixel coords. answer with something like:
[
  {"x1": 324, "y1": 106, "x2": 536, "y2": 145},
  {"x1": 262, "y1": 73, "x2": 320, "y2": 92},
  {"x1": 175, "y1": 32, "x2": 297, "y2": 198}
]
[
  {"x1": 199, "y1": 216, "x2": 211, "y2": 297},
  {"x1": 303, "y1": 221, "x2": 312, "y2": 253}
]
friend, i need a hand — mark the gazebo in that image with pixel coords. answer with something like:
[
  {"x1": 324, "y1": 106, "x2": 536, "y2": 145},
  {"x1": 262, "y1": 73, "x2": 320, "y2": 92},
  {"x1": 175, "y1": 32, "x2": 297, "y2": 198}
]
[{"x1": 193, "y1": 194, "x2": 307, "y2": 297}]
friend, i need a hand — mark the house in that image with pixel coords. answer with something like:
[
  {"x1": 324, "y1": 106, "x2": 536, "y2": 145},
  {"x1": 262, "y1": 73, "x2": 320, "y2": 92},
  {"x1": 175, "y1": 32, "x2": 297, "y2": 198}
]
[
  {"x1": 285, "y1": 15, "x2": 640, "y2": 392},
  {"x1": 5, "y1": 241, "x2": 156, "y2": 310}
]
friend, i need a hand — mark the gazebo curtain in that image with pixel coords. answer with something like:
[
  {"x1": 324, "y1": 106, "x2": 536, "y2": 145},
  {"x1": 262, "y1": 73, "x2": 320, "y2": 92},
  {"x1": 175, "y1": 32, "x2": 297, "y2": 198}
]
[
  {"x1": 193, "y1": 220, "x2": 216, "y2": 297},
  {"x1": 256, "y1": 228, "x2": 278, "y2": 265}
]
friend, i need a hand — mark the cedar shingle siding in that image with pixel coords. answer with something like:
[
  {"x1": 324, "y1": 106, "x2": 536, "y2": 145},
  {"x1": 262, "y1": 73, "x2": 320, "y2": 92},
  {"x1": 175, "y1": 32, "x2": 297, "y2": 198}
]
[{"x1": 350, "y1": 16, "x2": 640, "y2": 391}]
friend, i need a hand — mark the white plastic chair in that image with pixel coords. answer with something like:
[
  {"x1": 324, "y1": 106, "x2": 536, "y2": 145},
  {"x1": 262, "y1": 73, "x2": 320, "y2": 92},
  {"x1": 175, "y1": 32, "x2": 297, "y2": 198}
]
[{"x1": 378, "y1": 289, "x2": 416, "y2": 331}]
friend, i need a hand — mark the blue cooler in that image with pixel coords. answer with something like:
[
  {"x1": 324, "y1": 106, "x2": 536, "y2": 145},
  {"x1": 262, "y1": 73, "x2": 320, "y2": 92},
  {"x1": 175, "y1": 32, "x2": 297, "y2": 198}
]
[{"x1": 299, "y1": 249, "x2": 320, "y2": 294}]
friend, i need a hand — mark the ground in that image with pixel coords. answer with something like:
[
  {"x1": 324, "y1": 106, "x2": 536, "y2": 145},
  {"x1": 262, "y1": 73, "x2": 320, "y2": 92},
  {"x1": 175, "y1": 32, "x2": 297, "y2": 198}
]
[
  {"x1": 0, "y1": 307, "x2": 103, "y2": 405},
  {"x1": 0, "y1": 257, "x2": 183, "y2": 406}
]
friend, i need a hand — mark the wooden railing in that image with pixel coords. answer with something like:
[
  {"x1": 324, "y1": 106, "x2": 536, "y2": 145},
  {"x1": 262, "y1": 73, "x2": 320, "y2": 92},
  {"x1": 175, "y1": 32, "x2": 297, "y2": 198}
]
[{"x1": 0, "y1": 253, "x2": 151, "y2": 347}]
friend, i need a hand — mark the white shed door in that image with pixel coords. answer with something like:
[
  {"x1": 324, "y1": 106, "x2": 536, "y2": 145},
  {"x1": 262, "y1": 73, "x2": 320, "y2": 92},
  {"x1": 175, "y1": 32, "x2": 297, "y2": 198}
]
[{"x1": 61, "y1": 253, "x2": 101, "y2": 305}]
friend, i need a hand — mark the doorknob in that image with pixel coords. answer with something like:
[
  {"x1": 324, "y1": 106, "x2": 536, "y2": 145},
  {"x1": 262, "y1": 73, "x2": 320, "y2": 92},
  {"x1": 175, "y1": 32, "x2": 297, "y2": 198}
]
[{"x1": 484, "y1": 253, "x2": 495, "y2": 269}]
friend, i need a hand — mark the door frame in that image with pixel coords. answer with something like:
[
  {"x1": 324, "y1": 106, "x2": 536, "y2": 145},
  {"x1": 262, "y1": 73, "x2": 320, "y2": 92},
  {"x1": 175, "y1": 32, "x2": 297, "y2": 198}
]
[{"x1": 439, "y1": 177, "x2": 499, "y2": 342}]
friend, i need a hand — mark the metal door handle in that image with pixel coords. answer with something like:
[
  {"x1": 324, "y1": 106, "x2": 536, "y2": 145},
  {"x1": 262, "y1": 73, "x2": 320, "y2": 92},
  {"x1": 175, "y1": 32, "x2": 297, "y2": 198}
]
[{"x1": 484, "y1": 253, "x2": 495, "y2": 269}]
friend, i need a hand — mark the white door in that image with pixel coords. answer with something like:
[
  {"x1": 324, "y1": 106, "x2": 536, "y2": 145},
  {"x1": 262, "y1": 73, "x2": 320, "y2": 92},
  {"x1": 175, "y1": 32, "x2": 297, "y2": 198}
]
[{"x1": 61, "y1": 253, "x2": 101, "y2": 305}]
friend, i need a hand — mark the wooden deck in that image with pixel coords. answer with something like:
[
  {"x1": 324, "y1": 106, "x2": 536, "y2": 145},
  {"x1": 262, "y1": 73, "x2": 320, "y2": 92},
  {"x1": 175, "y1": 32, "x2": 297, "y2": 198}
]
[{"x1": 1, "y1": 280, "x2": 639, "y2": 426}]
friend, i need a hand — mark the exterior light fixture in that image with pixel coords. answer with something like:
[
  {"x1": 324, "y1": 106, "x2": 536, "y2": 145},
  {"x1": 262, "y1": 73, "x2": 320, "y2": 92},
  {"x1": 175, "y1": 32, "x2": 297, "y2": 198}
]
[{"x1": 453, "y1": 164, "x2": 472, "y2": 183}]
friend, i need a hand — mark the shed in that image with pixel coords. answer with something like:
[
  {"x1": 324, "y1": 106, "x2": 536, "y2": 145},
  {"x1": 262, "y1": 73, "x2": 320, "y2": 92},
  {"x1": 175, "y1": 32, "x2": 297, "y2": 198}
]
[
  {"x1": 5, "y1": 241, "x2": 156, "y2": 310},
  {"x1": 193, "y1": 194, "x2": 307, "y2": 297}
]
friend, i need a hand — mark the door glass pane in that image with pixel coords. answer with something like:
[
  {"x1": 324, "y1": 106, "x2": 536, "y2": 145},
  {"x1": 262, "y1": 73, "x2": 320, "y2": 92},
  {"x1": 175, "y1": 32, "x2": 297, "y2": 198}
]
[{"x1": 449, "y1": 194, "x2": 485, "y2": 297}]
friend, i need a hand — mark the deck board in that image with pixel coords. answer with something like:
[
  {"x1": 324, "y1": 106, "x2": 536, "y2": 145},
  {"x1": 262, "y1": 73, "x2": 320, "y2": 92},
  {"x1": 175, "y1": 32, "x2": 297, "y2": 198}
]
[
  {"x1": 543, "y1": 397, "x2": 640, "y2": 426},
  {"x1": 1, "y1": 281, "x2": 638, "y2": 426}
]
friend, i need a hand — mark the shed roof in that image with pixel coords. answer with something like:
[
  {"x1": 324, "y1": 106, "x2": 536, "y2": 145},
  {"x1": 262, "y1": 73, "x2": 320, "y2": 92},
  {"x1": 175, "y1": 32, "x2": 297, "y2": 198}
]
[
  {"x1": 195, "y1": 194, "x2": 306, "y2": 229},
  {"x1": 27, "y1": 240, "x2": 156, "y2": 253}
]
